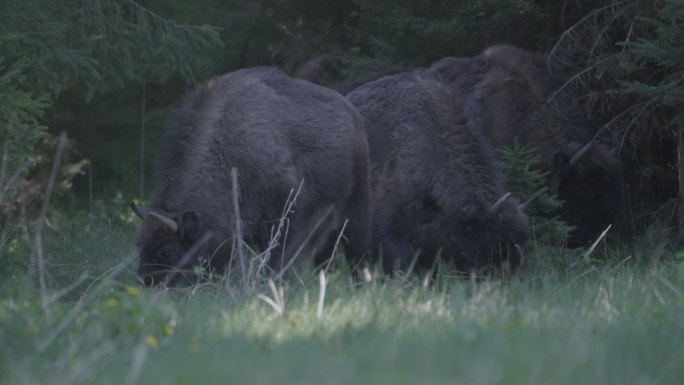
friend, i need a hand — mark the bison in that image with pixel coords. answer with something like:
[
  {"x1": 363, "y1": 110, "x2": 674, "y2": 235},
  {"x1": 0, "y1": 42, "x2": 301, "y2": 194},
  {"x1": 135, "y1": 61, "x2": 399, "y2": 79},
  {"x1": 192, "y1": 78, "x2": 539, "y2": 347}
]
[
  {"x1": 428, "y1": 45, "x2": 622, "y2": 245},
  {"x1": 131, "y1": 67, "x2": 370, "y2": 286},
  {"x1": 346, "y1": 72, "x2": 530, "y2": 272}
]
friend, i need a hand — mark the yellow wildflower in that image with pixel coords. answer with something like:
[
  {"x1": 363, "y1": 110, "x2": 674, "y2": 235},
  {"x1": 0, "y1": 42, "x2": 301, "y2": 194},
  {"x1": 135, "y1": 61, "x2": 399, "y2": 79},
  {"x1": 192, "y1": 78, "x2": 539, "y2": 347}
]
[
  {"x1": 163, "y1": 324, "x2": 174, "y2": 336},
  {"x1": 146, "y1": 335, "x2": 159, "y2": 349},
  {"x1": 105, "y1": 298, "x2": 119, "y2": 307},
  {"x1": 126, "y1": 286, "x2": 140, "y2": 297}
]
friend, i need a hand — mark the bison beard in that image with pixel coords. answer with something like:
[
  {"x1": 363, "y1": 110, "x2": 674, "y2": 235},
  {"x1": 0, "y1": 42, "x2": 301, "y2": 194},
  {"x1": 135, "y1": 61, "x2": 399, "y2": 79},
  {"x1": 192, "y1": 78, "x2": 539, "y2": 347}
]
[
  {"x1": 132, "y1": 67, "x2": 370, "y2": 286},
  {"x1": 347, "y1": 72, "x2": 530, "y2": 273}
]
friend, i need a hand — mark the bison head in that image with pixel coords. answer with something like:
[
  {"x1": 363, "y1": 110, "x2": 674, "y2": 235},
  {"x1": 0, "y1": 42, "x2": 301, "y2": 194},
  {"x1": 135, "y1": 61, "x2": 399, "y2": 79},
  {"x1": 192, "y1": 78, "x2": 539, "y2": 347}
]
[
  {"x1": 551, "y1": 142, "x2": 622, "y2": 246},
  {"x1": 413, "y1": 192, "x2": 530, "y2": 273},
  {"x1": 472, "y1": 45, "x2": 623, "y2": 246},
  {"x1": 131, "y1": 203, "x2": 217, "y2": 286}
]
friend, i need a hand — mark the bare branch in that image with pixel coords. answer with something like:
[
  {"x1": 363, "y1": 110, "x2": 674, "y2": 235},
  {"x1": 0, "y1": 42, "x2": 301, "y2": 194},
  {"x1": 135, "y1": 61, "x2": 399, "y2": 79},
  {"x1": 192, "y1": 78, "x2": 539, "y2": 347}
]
[{"x1": 548, "y1": 56, "x2": 616, "y2": 104}]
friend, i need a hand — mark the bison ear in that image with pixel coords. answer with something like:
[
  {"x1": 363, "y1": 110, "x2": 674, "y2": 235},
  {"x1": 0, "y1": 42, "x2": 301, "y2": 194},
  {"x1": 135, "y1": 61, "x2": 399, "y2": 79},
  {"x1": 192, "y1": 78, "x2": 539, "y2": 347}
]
[{"x1": 179, "y1": 211, "x2": 201, "y2": 243}]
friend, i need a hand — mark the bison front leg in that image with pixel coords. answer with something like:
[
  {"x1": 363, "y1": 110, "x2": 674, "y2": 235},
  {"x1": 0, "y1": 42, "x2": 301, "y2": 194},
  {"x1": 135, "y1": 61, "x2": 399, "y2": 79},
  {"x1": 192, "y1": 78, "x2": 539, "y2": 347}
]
[
  {"x1": 335, "y1": 155, "x2": 371, "y2": 272},
  {"x1": 372, "y1": 203, "x2": 414, "y2": 273}
]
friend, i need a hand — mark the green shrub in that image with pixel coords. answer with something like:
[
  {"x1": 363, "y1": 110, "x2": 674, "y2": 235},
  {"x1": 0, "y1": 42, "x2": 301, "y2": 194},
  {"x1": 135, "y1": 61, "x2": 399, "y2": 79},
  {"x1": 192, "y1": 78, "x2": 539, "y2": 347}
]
[{"x1": 499, "y1": 139, "x2": 573, "y2": 244}]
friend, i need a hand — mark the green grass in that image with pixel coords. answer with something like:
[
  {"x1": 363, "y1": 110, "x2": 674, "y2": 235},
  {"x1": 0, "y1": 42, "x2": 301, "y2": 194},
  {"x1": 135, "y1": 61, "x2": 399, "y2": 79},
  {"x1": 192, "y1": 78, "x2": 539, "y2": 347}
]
[{"x1": 1, "y1": 211, "x2": 683, "y2": 385}]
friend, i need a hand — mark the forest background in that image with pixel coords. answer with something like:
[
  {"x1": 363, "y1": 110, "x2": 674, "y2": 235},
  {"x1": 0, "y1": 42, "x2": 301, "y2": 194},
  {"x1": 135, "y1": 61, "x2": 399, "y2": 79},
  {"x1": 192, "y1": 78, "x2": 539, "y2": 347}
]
[
  {"x1": 1, "y1": 0, "x2": 682, "y2": 239},
  {"x1": 1, "y1": 1, "x2": 684, "y2": 384}
]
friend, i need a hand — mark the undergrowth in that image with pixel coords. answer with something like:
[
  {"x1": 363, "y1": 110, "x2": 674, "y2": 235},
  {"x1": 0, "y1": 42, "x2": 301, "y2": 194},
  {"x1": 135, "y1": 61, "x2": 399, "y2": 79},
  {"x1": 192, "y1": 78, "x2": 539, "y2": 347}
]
[{"x1": 1, "y1": 209, "x2": 683, "y2": 385}]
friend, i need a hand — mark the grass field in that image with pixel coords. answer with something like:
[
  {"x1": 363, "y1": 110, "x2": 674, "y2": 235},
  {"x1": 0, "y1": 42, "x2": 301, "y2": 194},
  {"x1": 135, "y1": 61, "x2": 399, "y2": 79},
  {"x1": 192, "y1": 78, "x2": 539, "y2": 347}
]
[{"x1": 1, "y1": 211, "x2": 683, "y2": 385}]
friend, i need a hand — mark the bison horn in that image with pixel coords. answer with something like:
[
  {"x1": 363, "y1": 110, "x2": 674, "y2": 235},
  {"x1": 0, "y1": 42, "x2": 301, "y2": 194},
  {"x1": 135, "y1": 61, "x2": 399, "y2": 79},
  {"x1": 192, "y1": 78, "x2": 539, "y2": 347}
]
[
  {"x1": 569, "y1": 140, "x2": 593, "y2": 166},
  {"x1": 149, "y1": 212, "x2": 179, "y2": 233},
  {"x1": 129, "y1": 202, "x2": 147, "y2": 219},
  {"x1": 519, "y1": 188, "x2": 545, "y2": 212},
  {"x1": 487, "y1": 192, "x2": 512, "y2": 218}
]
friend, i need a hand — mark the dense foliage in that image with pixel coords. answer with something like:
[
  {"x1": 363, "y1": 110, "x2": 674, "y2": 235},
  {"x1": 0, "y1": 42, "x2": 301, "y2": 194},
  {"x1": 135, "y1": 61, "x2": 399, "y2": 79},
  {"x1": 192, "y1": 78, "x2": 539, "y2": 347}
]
[
  {"x1": 1, "y1": 212, "x2": 683, "y2": 384},
  {"x1": 622, "y1": 2, "x2": 684, "y2": 236},
  {"x1": 1, "y1": 0, "x2": 683, "y2": 257},
  {"x1": 499, "y1": 140, "x2": 572, "y2": 244},
  {"x1": 0, "y1": 0, "x2": 219, "y2": 253},
  {"x1": 1, "y1": 2, "x2": 683, "y2": 383}
]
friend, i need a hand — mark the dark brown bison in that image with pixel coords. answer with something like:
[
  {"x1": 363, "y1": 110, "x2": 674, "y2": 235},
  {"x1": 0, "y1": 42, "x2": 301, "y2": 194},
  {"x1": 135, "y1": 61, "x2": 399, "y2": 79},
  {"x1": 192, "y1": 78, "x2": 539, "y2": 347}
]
[
  {"x1": 428, "y1": 45, "x2": 622, "y2": 245},
  {"x1": 132, "y1": 67, "x2": 370, "y2": 286},
  {"x1": 346, "y1": 72, "x2": 530, "y2": 272}
]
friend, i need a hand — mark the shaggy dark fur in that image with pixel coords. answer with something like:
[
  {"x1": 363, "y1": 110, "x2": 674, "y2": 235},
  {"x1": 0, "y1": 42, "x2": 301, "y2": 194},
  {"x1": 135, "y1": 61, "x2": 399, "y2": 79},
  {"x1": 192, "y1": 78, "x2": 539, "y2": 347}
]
[
  {"x1": 347, "y1": 72, "x2": 529, "y2": 272},
  {"x1": 135, "y1": 67, "x2": 370, "y2": 286},
  {"x1": 428, "y1": 45, "x2": 622, "y2": 245}
]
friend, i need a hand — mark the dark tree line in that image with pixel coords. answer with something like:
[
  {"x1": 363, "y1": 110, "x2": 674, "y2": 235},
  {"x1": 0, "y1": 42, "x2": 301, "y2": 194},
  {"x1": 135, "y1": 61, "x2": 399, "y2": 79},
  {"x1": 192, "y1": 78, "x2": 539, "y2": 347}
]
[{"x1": 1, "y1": 0, "x2": 683, "y2": 251}]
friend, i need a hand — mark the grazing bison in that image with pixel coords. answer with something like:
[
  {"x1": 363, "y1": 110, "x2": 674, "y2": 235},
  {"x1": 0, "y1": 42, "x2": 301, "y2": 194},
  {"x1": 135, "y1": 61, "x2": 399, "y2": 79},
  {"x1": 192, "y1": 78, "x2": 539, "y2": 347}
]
[
  {"x1": 132, "y1": 67, "x2": 370, "y2": 286},
  {"x1": 428, "y1": 45, "x2": 622, "y2": 245},
  {"x1": 347, "y1": 72, "x2": 530, "y2": 272}
]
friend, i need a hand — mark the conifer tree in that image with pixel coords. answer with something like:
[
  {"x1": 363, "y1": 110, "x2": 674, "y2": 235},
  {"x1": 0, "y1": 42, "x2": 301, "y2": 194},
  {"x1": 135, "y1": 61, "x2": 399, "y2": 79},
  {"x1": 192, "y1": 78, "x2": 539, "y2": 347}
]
[
  {"x1": 622, "y1": 2, "x2": 684, "y2": 238},
  {"x1": 0, "y1": 0, "x2": 220, "y2": 246}
]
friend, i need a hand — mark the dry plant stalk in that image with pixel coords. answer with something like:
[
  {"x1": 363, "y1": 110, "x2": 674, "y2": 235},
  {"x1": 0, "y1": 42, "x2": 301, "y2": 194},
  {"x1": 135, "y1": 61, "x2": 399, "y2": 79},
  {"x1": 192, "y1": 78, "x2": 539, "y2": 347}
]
[
  {"x1": 256, "y1": 180, "x2": 303, "y2": 276},
  {"x1": 38, "y1": 255, "x2": 135, "y2": 352},
  {"x1": 123, "y1": 337, "x2": 150, "y2": 385},
  {"x1": 139, "y1": 81, "x2": 146, "y2": 199},
  {"x1": 678, "y1": 127, "x2": 684, "y2": 240},
  {"x1": 32, "y1": 131, "x2": 68, "y2": 324},
  {"x1": 584, "y1": 224, "x2": 612, "y2": 262},
  {"x1": 273, "y1": 204, "x2": 335, "y2": 281},
  {"x1": 316, "y1": 269, "x2": 327, "y2": 319},
  {"x1": 257, "y1": 278, "x2": 285, "y2": 316},
  {"x1": 323, "y1": 219, "x2": 348, "y2": 272},
  {"x1": 0, "y1": 138, "x2": 8, "y2": 195},
  {"x1": 230, "y1": 167, "x2": 247, "y2": 293}
]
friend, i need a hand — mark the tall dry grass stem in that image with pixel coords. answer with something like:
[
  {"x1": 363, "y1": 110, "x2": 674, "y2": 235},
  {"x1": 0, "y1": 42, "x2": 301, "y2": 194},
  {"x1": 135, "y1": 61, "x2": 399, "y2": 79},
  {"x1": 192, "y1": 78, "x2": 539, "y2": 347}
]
[
  {"x1": 49, "y1": 271, "x2": 89, "y2": 303},
  {"x1": 139, "y1": 81, "x2": 146, "y2": 199},
  {"x1": 323, "y1": 219, "x2": 348, "y2": 272},
  {"x1": 37, "y1": 255, "x2": 134, "y2": 352},
  {"x1": 678, "y1": 126, "x2": 684, "y2": 240},
  {"x1": 584, "y1": 224, "x2": 611, "y2": 262},
  {"x1": 274, "y1": 204, "x2": 335, "y2": 281},
  {"x1": 32, "y1": 131, "x2": 68, "y2": 323},
  {"x1": 257, "y1": 278, "x2": 285, "y2": 316},
  {"x1": 88, "y1": 161, "x2": 93, "y2": 213},
  {"x1": 123, "y1": 338, "x2": 150, "y2": 385},
  {"x1": 55, "y1": 342, "x2": 115, "y2": 385},
  {"x1": 316, "y1": 269, "x2": 327, "y2": 319},
  {"x1": 258, "y1": 180, "x2": 304, "y2": 276},
  {"x1": 230, "y1": 167, "x2": 247, "y2": 293},
  {"x1": 0, "y1": 137, "x2": 8, "y2": 195}
]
